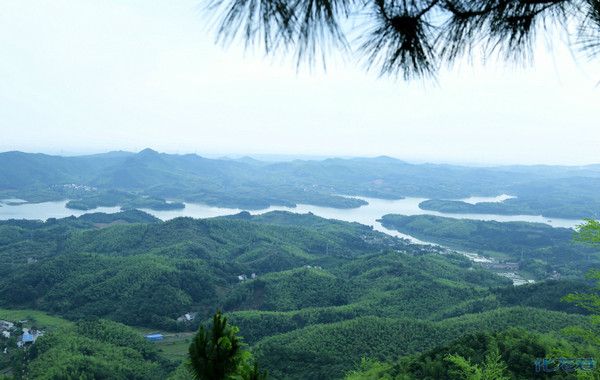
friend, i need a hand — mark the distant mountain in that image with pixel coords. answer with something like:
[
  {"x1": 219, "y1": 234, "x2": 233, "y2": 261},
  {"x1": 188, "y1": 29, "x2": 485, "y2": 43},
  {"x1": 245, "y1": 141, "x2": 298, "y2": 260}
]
[
  {"x1": 1, "y1": 149, "x2": 599, "y2": 217},
  {"x1": 80, "y1": 150, "x2": 136, "y2": 159}
]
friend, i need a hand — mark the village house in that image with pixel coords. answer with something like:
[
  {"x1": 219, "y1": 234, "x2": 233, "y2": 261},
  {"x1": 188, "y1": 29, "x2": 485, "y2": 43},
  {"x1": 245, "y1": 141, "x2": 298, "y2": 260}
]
[
  {"x1": 177, "y1": 311, "x2": 199, "y2": 323},
  {"x1": 17, "y1": 334, "x2": 34, "y2": 348},
  {"x1": 0, "y1": 320, "x2": 14, "y2": 330},
  {"x1": 0, "y1": 320, "x2": 14, "y2": 339}
]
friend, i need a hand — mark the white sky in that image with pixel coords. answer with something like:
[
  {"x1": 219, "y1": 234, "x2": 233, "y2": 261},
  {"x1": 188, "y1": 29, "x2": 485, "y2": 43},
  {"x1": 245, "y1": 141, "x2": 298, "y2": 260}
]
[{"x1": 1, "y1": 0, "x2": 599, "y2": 165}]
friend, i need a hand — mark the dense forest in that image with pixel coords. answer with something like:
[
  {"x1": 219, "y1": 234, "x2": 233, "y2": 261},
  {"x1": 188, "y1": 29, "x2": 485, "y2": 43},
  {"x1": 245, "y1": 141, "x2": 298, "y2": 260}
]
[
  {"x1": 343, "y1": 328, "x2": 600, "y2": 379},
  {"x1": 379, "y1": 214, "x2": 599, "y2": 280},
  {"x1": 2, "y1": 149, "x2": 600, "y2": 217},
  {"x1": 0, "y1": 210, "x2": 598, "y2": 378},
  {"x1": 26, "y1": 318, "x2": 172, "y2": 379},
  {"x1": 418, "y1": 175, "x2": 600, "y2": 219}
]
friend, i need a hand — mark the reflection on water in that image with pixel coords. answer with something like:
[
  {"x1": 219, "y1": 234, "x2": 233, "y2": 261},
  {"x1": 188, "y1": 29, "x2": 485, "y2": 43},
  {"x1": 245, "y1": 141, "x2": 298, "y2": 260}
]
[
  {"x1": 0, "y1": 199, "x2": 121, "y2": 221},
  {"x1": 1, "y1": 195, "x2": 578, "y2": 286},
  {"x1": 137, "y1": 195, "x2": 581, "y2": 244},
  {"x1": 0, "y1": 198, "x2": 27, "y2": 204},
  {"x1": 1, "y1": 196, "x2": 582, "y2": 233}
]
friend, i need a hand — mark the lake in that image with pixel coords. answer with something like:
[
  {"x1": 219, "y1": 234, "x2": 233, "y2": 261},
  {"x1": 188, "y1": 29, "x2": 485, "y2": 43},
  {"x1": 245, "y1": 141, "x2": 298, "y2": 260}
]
[
  {"x1": 1, "y1": 195, "x2": 577, "y2": 285},
  {"x1": 0, "y1": 199, "x2": 121, "y2": 220},
  {"x1": 0, "y1": 195, "x2": 582, "y2": 242}
]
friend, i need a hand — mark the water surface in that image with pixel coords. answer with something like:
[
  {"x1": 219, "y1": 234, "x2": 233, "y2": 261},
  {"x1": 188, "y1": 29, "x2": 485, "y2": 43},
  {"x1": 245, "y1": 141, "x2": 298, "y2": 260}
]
[{"x1": 1, "y1": 195, "x2": 581, "y2": 234}]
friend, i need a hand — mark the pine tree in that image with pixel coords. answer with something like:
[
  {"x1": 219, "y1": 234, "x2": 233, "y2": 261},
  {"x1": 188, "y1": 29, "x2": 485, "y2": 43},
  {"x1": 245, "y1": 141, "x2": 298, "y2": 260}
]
[
  {"x1": 203, "y1": 0, "x2": 600, "y2": 79},
  {"x1": 188, "y1": 310, "x2": 267, "y2": 380}
]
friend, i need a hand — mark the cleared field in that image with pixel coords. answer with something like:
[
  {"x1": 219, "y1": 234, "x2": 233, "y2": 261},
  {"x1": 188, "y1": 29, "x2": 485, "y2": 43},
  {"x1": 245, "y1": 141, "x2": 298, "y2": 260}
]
[
  {"x1": 0, "y1": 308, "x2": 72, "y2": 329},
  {"x1": 153, "y1": 333, "x2": 195, "y2": 360}
]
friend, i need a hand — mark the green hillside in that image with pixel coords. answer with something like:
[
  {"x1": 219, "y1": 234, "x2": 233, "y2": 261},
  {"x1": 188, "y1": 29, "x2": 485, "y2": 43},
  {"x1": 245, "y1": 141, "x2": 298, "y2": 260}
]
[
  {"x1": 379, "y1": 214, "x2": 598, "y2": 279},
  {"x1": 344, "y1": 328, "x2": 600, "y2": 379},
  {"x1": 252, "y1": 308, "x2": 593, "y2": 380},
  {"x1": 0, "y1": 211, "x2": 597, "y2": 379}
]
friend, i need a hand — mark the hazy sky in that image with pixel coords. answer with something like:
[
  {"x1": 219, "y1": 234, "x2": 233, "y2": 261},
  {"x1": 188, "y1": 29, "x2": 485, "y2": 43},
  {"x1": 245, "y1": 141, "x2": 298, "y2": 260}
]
[{"x1": 1, "y1": 1, "x2": 599, "y2": 165}]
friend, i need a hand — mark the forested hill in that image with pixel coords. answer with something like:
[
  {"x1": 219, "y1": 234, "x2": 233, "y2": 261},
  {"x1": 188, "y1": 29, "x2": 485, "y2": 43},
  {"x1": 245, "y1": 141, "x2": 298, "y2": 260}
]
[
  {"x1": 379, "y1": 214, "x2": 599, "y2": 280},
  {"x1": 2, "y1": 149, "x2": 600, "y2": 217},
  {"x1": 0, "y1": 210, "x2": 598, "y2": 379}
]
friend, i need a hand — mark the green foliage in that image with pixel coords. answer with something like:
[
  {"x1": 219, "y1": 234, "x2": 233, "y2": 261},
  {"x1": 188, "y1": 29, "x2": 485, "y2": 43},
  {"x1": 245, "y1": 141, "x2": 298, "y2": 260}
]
[
  {"x1": 0, "y1": 212, "x2": 423, "y2": 327},
  {"x1": 0, "y1": 307, "x2": 72, "y2": 330},
  {"x1": 0, "y1": 252, "x2": 216, "y2": 327},
  {"x1": 573, "y1": 219, "x2": 600, "y2": 248},
  {"x1": 344, "y1": 329, "x2": 600, "y2": 379},
  {"x1": 563, "y1": 219, "x2": 600, "y2": 346},
  {"x1": 188, "y1": 310, "x2": 244, "y2": 379},
  {"x1": 223, "y1": 268, "x2": 351, "y2": 312},
  {"x1": 26, "y1": 318, "x2": 169, "y2": 379},
  {"x1": 419, "y1": 177, "x2": 600, "y2": 219},
  {"x1": 188, "y1": 310, "x2": 266, "y2": 380},
  {"x1": 380, "y1": 214, "x2": 598, "y2": 279},
  {"x1": 252, "y1": 308, "x2": 592, "y2": 379},
  {"x1": 491, "y1": 281, "x2": 595, "y2": 315},
  {"x1": 445, "y1": 349, "x2": 509, "y2": 380},
  {"x1": 344, "y1": 358, "x2": 392, "y2": 380},
  {"x1": 2, "y1": 210, "x2": 600, "y2": 379},
  {"x1": 66, "y1": 190, "x2": 185, "y2": 211}
]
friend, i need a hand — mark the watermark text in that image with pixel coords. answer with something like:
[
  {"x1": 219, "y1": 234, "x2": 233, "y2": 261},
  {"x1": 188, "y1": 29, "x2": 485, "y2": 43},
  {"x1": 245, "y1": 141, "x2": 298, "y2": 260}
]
[{"x1": 535, "y1": 358, "x2": 596, "y2": 372}]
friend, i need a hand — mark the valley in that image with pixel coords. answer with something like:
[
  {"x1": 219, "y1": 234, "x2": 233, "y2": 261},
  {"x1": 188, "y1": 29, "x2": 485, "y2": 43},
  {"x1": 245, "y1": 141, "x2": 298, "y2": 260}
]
[{"x1": 0, "y1": 152, "x2": 599, "y2": 379}]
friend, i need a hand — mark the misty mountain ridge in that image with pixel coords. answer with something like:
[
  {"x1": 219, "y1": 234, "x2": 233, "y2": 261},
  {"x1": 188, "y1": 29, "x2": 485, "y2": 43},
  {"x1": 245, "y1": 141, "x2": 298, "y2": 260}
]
[{"x1": 2, "y1": 149, "x2": 600, "y2": 218}]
